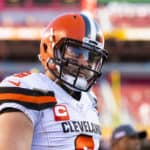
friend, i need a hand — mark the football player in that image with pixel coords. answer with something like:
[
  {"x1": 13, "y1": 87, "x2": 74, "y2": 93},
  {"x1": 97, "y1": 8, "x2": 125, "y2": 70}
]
[{"x1": 0, "y1": 12, "x2": 108, "y2": 150}]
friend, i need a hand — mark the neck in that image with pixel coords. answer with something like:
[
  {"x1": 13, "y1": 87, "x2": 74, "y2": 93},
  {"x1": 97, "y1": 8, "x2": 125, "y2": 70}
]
[
  {"x1": 59, "y1": 82, "x2": 81, "y2": 101},
  {"x1": 45, "y1": 70, "x2": 81, "y2": 100}
]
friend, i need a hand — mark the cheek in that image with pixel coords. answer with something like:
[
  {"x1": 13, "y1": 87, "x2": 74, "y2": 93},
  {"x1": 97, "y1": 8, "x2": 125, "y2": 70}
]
[
  {"x1": 119, "y1": 140, "x2": 128, "y2": 149},
  {"x1": 48, "y1": 48, "x2": 54, "y2": 57},
  {"x1": 127, "y1": 140, "x2": 138, "y2": 149}
]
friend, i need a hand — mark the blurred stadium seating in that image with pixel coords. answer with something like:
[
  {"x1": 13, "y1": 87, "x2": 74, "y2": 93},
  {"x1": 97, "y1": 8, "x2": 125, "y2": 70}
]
[{"x1": 0, "y1": 0, "x2": 150, "y2": 142}]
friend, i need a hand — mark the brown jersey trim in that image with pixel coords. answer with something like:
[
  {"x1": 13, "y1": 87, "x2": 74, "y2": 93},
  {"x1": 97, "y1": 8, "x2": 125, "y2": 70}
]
[
  {"x1": 0, "y1": 87, "x2": 55, "y2": 96},
  {"x1": 0, "y1": 87, "x2": 57, "y2": 110}
]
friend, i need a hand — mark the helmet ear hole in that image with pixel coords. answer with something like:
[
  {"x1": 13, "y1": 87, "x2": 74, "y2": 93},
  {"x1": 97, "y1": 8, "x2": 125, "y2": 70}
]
[{"x1": 43, "y1": 43, "x2": 48, "y2": 53}]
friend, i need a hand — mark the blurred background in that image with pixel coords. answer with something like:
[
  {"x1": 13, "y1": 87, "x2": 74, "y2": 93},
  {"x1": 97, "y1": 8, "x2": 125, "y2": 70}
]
[{"x1": 0, "y1": 0, "x2": 150, "y2": 147}]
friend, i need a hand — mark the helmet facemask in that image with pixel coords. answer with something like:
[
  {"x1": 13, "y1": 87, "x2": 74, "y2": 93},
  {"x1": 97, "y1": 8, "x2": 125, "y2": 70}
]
[{"x1": 47, "y1": 38, "x2": 108, "y2": 91}]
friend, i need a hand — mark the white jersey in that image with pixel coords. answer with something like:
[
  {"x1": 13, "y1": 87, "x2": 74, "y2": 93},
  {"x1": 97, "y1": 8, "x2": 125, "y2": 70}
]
[{"x1": 0, "y1": 71, "x2": 101, "y2": 150}]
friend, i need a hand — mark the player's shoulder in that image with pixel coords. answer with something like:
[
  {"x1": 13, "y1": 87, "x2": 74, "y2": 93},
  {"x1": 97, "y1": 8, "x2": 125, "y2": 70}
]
[
  {"x1": 89, "y1": 90, "x2": 97, "y2": 99},
  {"x1": 0, "y1": 71, "x2": 57, "y2": 110},
  {"x1": 88, "y1": 90, "x2": 97, "y2": 102},
  {"x1": 0, "y1": 71, "x2": 46, "y2": 88},
  {"x1": 87, "y1": 90, "x2": 98, "y2": 109}
]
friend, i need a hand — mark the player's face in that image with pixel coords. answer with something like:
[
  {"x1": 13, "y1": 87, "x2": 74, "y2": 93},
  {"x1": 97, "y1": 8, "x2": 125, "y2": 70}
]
[
  {"x1": 64, "y1": 46, "x2": 102, "y2": 79},
  {"x1": 63, "y1": 47, "x2": 89, "y2": 79},
  {"x1": 51, "y1": 37, "x2": 106, "y2": 91},
  {"x1": 117, "y1": 136, "x2": 141, "y2": 150},
  {"x1": 65, "y1": 46, "x2": 89, "y2": 66},
  {"x1": 126, "y1": 136, "x2": 141, "y2": 150}
]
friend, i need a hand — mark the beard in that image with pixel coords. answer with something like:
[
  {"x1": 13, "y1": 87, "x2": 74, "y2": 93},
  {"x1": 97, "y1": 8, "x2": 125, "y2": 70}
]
[
  {"x1": 62, "y1": 63, "x2": 94, "y2": 80},
  {"x1": 63, "y1": 74, "x2": 88, "y2": 90}
]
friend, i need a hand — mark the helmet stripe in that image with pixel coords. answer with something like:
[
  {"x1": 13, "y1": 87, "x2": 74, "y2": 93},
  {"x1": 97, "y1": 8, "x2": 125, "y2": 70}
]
[
  {"x1": 88, "y1": 15, "x2": 97, "y2": 41},
  {"x1": 80, "y1": 13, "x2": 96, "y2": 40},
  {"x1": 80, "y1": 14, "x2": 91, "y2": 39}
]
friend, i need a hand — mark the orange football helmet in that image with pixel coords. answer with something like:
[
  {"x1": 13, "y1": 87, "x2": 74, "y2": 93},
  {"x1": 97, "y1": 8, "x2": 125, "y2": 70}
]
[{"x1": 39, "y1": 12, "x2": 108, "y2": 91}]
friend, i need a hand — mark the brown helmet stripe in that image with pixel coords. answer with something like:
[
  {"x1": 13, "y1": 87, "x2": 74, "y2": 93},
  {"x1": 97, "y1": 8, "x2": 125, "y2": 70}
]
[{"x1": 80, "y1": 14, "x2": 91, "y2": 38}]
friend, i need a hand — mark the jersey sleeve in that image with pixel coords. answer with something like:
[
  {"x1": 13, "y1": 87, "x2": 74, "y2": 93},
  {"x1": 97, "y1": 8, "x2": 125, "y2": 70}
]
[
  {"x1": 0, "y1": 98, "x2": 39, "y2": 126},
  {"x1": 0, "y1": 74, "x2": 57, "y2": 126}
]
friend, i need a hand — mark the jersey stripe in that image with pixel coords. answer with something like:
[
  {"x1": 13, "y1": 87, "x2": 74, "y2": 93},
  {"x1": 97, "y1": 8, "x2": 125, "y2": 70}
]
[
  {"x1": 0, "y1": 87, "x2": 57, "y2": 110},
  {"x1": 81, "y1": 13, "x2": 96, "y2": 41}
]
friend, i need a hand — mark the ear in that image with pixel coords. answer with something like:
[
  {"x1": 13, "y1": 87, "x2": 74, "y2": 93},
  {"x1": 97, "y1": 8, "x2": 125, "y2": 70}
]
[{"x1": 47, "y1": 59, "x2": 57, "y2": 70}]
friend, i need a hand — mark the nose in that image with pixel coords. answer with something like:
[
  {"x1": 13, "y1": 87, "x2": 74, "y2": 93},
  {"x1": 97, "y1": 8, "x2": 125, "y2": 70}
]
[{"x1": 78, "y1": 55, "x2": 88, "y2": 66}]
